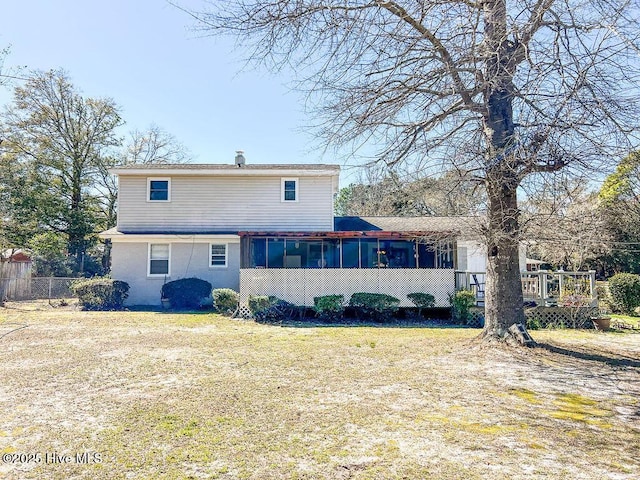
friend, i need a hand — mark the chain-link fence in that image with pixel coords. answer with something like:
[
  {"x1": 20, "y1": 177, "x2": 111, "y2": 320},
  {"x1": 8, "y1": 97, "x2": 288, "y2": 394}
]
[{"x1": 0, "y1": 277, "x2": 77, "y2": 301}]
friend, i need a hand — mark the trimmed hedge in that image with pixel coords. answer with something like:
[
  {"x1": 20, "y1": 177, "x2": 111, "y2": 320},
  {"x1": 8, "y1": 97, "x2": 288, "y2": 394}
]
[
  {"x1": 213, "y1": 288, "x2": 239, "y2": 315},
  {"x1": 313, "y1": 294, "x2": 345, "y2": 321},
  {"x1": 348, "y1": 292, "x2": 400, "y2": 321},
  {"x1": 407, "y1": 292, "x2": 435, "y2": 317},
  {"x1": 608, "y1": 273, "x2": 640, "y2": 315},
  {"x1": 71, "y1": 277, "x2": 129, "y2": 311},
  {"x1": 161, "y1": 277, "x2": 212, "y2": 309}
]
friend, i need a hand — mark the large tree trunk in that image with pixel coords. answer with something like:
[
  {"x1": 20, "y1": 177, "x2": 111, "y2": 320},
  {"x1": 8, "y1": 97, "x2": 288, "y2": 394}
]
[
  {"x1": 480, "y1": 0, "x2": 526, "y2": 340},
  {"x1": 68, "y1": 164, "x2": 86, "y2": 273},
  {"x1": 482, "y1": 175, "x2": 526, "y2": 339}
]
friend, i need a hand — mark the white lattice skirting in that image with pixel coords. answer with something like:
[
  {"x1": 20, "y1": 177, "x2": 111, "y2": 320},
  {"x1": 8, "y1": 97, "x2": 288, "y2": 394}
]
[{"x1": 240, "y1": 268, "x2": 455, "y2": 307}]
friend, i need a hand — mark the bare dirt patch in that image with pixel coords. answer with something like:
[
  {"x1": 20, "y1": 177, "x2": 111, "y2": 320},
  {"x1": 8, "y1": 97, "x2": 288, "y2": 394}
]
[{"x1": 0, "y1": 306, "x2": 638, "y2": 479}]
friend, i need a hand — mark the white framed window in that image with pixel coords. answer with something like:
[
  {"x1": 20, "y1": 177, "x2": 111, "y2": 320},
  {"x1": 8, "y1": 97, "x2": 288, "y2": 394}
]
[
  {"x1": 148, "y1": 243, "x2": 170, "y2": 276},
  {"x1": 147, "y1": 177, "x2": 171, "y2": 202},
  {"x1": 281, "y1": 177, "x2": 299, "y2": 202},
  {"x1": 210, "y1": 243, "x2": 228, "y2": 268}
]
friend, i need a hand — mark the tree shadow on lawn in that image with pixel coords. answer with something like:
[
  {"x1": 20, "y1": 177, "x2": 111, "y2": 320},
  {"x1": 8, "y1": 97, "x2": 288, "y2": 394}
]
[
  {"x1": 535, "y1": 341, "x2": 640, "y2": 369},
  {"x1": 125, "y1": 305, "x2": 215, "y2": 315},
  {"x1": 255, "y1": 317, "x2": 473, "y2": 329},
  {"x1": 253, "y1": 306, "x2": 472, "y2": 329}
]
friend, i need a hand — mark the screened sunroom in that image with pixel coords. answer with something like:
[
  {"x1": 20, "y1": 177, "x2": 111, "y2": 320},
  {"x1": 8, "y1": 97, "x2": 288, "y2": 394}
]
[{"x1": 238, "y1": 231, "x2": 457, "y2": 307}]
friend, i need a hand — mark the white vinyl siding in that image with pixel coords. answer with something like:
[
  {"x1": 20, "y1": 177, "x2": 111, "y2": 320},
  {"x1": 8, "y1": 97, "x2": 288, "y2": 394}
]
[
  {"x1": 210, "y1": 243, "x2": 228, "y2": 268},
  {"x1": 148, "y1": 243, "x2": 170, "y2": 276},
  {"x1": 147, "y1": 178, "x2": 171, "y2": 202},
  {"x1": 118, "y1": 175, "x2": 335, "y2": 232}
]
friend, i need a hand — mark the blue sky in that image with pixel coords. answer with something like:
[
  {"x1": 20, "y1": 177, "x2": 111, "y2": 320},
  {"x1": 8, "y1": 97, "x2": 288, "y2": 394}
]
[{"x1": 0, "y1": 0, "x2": 350, "y2": 173}]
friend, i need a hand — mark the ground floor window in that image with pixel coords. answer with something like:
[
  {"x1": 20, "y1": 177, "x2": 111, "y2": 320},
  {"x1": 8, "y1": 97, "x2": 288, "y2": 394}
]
[
  {"x1": 210, "y1": 243, "x2": 228, "y2": 268},
  {"x1": 244, "y1": 237, "x2": 455, "y2": 269},
  {"x1": 148, "y1": 243, "x2": 170, "y2": 276}
]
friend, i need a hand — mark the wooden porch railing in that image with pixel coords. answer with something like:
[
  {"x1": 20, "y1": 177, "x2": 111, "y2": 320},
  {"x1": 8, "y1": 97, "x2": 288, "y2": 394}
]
[{"x1": 455, "y1": 270, "x2": 597, "y2": 306}]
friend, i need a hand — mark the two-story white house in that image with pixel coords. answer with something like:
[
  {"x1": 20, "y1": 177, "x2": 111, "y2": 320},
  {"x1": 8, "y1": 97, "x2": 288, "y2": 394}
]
[{"x1": 101, "y1": 159, "x2": 519, "y2": 307}]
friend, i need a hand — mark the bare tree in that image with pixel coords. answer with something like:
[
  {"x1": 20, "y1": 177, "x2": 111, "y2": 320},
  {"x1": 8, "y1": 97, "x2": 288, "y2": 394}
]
[
  {"x1": 335, "y1": 165, "x2": 484, "y2": 216},
  {"x1": 185, "y1": 0, "x2": 640, "y2": 342},
  {"x1": 0, "y1": 46, "x2": 23, "y2": 88},
  {"x1": 120, "y1": 124, "x2": 192, "y2": 166},
  {"x1": 95, "y1": 125, "x2": 192, "y2": 230},
  {"x1": 522, "y1": 178, "x2": 610, "y2": 271}
]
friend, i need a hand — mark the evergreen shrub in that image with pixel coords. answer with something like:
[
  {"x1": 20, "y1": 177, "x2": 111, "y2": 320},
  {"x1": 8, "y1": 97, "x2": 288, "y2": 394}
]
[
  {"x1": 348, "y1": 292, "x2": 400, "y2": 321},
  {"x1": 161, "y1": 277, "x2": 212, "y2": 309},
  {"x1": 213, "y1": 288, "x2": 239, "y2": 315},
  {"x1": 608, "y1": 273, "x2": 640, "y2": 315},
  {"x1": 313, "y1": 295, "x2": 345, "y2": 321},
  {"x1": 71, "y1": 277, "x2": 129, "y2": 311},
  {"x1": 407, "y1": 292, "x2": 436, "y2": 317},
  {"x1": 449, "y1": 289, "x2": 476, "y2": 324}
]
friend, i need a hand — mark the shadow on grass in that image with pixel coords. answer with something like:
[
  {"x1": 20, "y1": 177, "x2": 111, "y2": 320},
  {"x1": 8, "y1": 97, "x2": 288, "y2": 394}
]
[
  {"x1": 251, "y1": 306, "x2": 473, "y2": 329},
  {"x1": 536, "y1": 342, "x2": 640, "y2": 368},
  {"x1": 254, "y1": 318, "x2": 473, "y2": 329},
  {"x1": 125, "y1": 305, "x2": 217, "y2": 315}
]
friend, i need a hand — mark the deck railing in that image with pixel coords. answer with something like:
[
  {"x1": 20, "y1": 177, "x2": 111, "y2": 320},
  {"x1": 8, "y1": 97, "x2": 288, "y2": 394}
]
[{"x1": 455, "y1": 270, "x2": 597, "y2": 306}]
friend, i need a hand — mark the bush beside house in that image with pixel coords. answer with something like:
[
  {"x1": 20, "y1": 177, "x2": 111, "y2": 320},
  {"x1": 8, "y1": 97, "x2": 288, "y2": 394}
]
[
  {"x1": 248, "y1": 295, "x2": 298, "y2": 322},
  {"x1": 213, "y1": 288, "x2": 240, "y2": 315},
  {"x1": 449, "y1": 289, "x2": 477, "y2": 324},
  {"x1": 407, "y1": 292, "x2": 436, "y2": 317},
  {"x1": 161, "y1": 278, "x2": 212, "y2": 309},
  {"x1": 348, "y1": 292, "x2": 400, "y2": 321},
  {"x1": 71, "y1": 277, "x2": 129, "y2": 310},
  {"x1": 313, "y1": 295, "x2": 345, "y2": 322}
]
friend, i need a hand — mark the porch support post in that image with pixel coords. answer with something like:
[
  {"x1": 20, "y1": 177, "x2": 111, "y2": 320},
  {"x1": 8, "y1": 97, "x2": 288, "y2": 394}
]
[{"x1": 558, "y1": 272, "x2": 564, "y2": 297}]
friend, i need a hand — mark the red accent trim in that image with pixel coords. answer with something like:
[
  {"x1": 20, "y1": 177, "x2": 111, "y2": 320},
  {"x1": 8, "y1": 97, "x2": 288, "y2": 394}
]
[{"x1": 237, "y1": 231, "x2": 453, "y2": 239}]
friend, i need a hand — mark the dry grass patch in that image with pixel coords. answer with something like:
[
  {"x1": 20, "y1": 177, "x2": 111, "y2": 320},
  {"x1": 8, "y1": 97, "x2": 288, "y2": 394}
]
[{"x1": 0, "y1": 303, "x2": 638, "y2": 479}]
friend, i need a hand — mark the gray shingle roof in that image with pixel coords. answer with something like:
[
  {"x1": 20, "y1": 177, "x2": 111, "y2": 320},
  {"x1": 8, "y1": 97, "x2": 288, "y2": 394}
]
[
  {"x1": 101, "y1": 216, "x2": 481, "y2": 239},
  {"x1": 335, "y1": 216, "x2": 480, "y2": 238},
  {"x1": 112, "y1": 163, "x2": 340, "y2": 171}
]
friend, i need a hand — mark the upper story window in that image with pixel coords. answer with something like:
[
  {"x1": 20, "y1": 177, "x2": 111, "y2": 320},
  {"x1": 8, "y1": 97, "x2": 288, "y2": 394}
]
[
  {"x1": 148, "y1": 243, "x2": 170, "y2": 276},
  {"x1": 281, "y1": 178, "x2": 298, "y2": 202},
  {"x1": 210, "y1": 243, "x2": 228, "y2": 268},
  {"x1": 148, "y1": 178, "x2": 171, "y2": 202}
]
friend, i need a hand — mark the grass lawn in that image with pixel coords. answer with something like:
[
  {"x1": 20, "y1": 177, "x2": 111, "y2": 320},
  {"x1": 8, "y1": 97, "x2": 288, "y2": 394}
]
[
  {"x1": 610, "y1": 314, "x2": 640, "y2": 329},
  {"x1": 1, "y1": 301, "x2": 639, "y2": 479}
]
